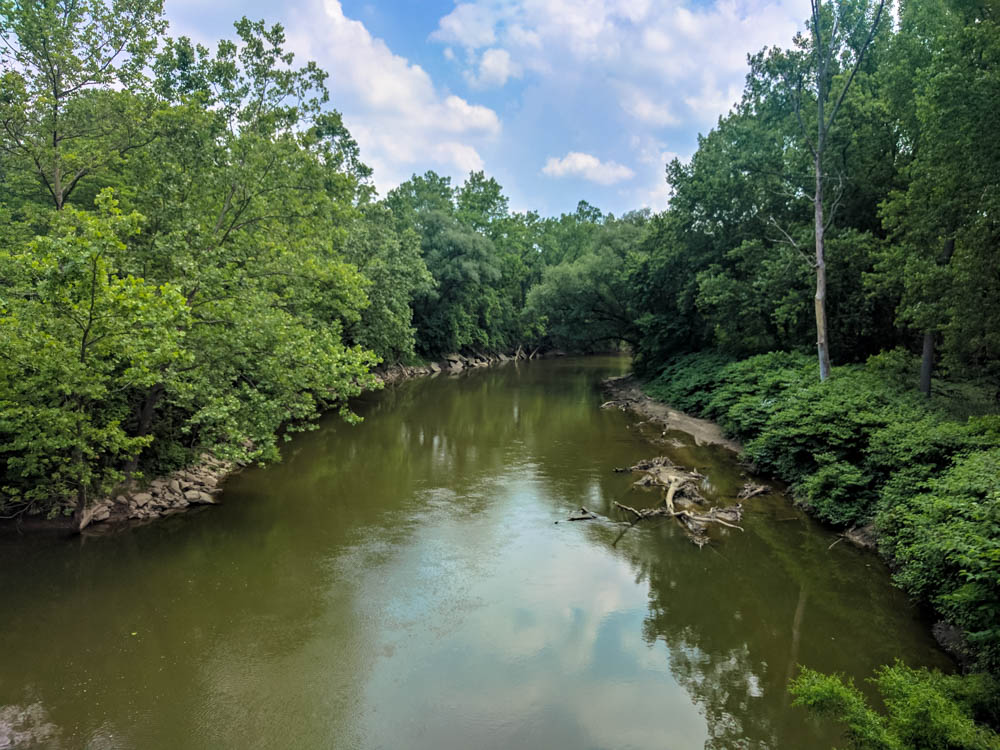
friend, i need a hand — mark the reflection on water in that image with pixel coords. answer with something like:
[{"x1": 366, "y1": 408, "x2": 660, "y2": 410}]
[{"x1": 0, "y1": 358, "x2": 951, "y2": 749}]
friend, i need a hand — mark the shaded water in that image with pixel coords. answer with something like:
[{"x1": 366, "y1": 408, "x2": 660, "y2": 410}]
[{"x1": 0, "y1": 357, "x2": 951, "y2": 749}]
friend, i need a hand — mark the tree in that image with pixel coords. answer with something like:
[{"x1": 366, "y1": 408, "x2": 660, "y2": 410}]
[
  {"x1": 456, "y1": 170, "x2": 508, "y2": 236},
  {"x1": 0, "y1": 0, "x2": 166, "y2": 210},
  {"x1": 794, "y1": 0, "x2": 888, "y2": 380},
  {"x1": 342, "y1": 204, "x2": 432, "y2": 363},
  {"x1": 877, "y1": 0, "x2": 1000, "y2": 393},
  {"x1": 0, "y1": 192, "x2": 188, "y2": 524},
  {"x1": 526, "y1": 214, "x2": 647, "y2": 352}
]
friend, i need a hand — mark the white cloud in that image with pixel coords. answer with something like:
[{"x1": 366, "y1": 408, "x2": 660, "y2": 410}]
[
  {"x1": 430, "y1": 2, "x2": 497, "y2": 49},
  {"x1": 619, "y1": 84, "x2": 679, "y2": 126},
  {"x1": 542, "y1": 152, "x2": 635, "y2": 185},
  {"x1": 683, "y1": 73, "x2": 745, "y2": 123},
  {"x1": 284, "y1": 0, "x2": 502, "y2": 194},
  {"x1": 466, "y1": 48, "x2": 522, "y2": 88},
  {"x1": 432, "y1": 0, "x2": 803, "y2": 127}
]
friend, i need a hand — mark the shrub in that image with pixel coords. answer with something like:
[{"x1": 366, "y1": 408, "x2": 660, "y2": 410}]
[{"x1": 789, "y1": 663, "x2": 1000, "y2": 750}]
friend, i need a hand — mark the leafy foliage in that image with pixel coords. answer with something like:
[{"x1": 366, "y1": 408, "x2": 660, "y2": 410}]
[{"x1": 790, "y1": 663, "x2": 1000, "y2": 749}]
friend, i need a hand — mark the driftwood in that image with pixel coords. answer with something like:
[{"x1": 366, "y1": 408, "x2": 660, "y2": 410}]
[
  {"x1": 737, "y1": 482, "x2": 770, "y2": 500},
  {"x1": 614, "y1": 475, "x2": 744, "y2": 547},
  {"x1": 600, "y1": 399, "x2": 633, "y2": 411},
  {"x1": 626, "y1": 458, "x2": 708, "y2": 506},
  {"x1": 567, "y1": 507, "x2": 599, "y2": 522},
  {"x1": 610, "y1": 455, "x2": 759, "y2": 545}
]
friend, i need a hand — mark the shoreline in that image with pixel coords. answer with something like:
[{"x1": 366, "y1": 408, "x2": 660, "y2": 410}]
[
  {"x1": 605, "y1": 372, "x2": 972, "y2": 667},
  {"x1": 600, "y1": 374, "x2": 742, "y2": 453},
  {"x1": 602, "y1": 373, "x2": 879, "y2": 552},
  {"x1": 2, "y1": 349, "x2": 558, "y2": 536}
]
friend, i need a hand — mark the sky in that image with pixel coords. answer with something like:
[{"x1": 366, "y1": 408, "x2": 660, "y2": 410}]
[{"x1": 163, "y1": 0, "x2": 808, "y2": 217}]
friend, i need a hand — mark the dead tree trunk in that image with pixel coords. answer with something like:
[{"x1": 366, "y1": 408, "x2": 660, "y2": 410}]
[{"x1": 805, "y1": 0, "x2": 886, "y2": 382}]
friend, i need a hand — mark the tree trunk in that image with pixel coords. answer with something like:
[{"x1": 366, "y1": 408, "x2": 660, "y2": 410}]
[
  {"x1": 814, "y1": 151, "x2": 832, "y2": 381},
  {"x1": 918, "y1": 238, "x2": 955, "y2": 397},
  {"x1": 124, "y1": 382, "x2": 165, "y2": 475},
  {"x1": 920, "y1": 331, "x2": 935, "y2": 397}
]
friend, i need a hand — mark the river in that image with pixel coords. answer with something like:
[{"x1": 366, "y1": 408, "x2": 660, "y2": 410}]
[{"x1": 0, "y1": 356, "x2": 952, "y2": 749}]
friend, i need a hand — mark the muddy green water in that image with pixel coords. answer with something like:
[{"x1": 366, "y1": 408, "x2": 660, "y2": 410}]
[{"x1": 1, "y1": 357, "x2": 951, "y2": 749}]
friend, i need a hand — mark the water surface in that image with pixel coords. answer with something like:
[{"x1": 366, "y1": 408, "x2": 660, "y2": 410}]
[{"x1": 0, "y1": 357, "x2": 951, "y2": 749}]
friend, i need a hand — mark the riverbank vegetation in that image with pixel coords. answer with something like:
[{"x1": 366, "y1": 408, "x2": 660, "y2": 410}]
[{"x1": 2, "y1": 0, "x2": 999, "y2": 740}]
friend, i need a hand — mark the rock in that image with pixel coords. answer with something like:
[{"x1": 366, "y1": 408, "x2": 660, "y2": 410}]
[
  {"x1": 115, "y1": 495, "x2": 129, "y2": 505},
  {"x1": 133, "y1": 493, "x2": 152, "y2": 508},
  {"x1": 844, "y1": 524, "x2": 877, "y2": 551},
  {"x1": 444, "y1": 353, "x2": 464, "y2": 364},
  {"x1": 150, "y1": 478, "x2": 167, "y2": 490},
  {"x1": 168, "y1": 479, "x2": 181, "y2": 494},
  {"x1": 201, "y1": 475, "x2": 218, "y2": 488},
  {"x1": 429, "y1": 362, "x2": 441, "y2": 373},
  {"x1": 185, "y1": 490, "x2": 217, "y2": 505},
  {"x1": 91, "y1": 506, "x2": 111, "y2": 522}
]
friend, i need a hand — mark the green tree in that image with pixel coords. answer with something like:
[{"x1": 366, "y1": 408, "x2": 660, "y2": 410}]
[
  {"x1": 343, "y1": 204, "x2": 432, "y2": 363},
  {"x1": 0, "y1": 0, "x2": 166, "y2": 210},
  {"x1": 0, "y1": 192, "x2": 188, "y2": 524},
  {"x1": 877, "y1": 0, "x2": 1000, "y2": 392}
]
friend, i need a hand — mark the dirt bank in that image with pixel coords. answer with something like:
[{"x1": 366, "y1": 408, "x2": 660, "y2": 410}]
[{"x1": 601, "y1": 374, "x2": 742, "y2": 452}]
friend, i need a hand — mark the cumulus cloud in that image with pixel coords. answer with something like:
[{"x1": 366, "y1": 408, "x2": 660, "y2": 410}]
[
  {"x1": 430, "y1": 2, "x2": 497, "y2": 49},
  {"x1": 431, "y1": 0, "x2": 803, "y2": 126},
  {"x1": 619, "y1": 84, "x2": 678, "y2": 126},
  {"x1": 466, "y1": 48, "x2": 522, "y2": 88},
  {"x1": 542, "y1": 152, "x2": 635, "y2": 185},
  {"x1": 284, "y1": 0, "x2": 501, "y2": 194}
]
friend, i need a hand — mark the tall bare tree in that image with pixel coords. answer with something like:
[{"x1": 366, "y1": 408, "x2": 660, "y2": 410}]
[{"x1": 799, "y1": 0, "x2": 887, "y2": 380}]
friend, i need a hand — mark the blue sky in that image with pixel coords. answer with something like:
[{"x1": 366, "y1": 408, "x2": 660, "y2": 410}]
[{"x1": 164, "y1": 0, "x2": 807, "y2": 217}]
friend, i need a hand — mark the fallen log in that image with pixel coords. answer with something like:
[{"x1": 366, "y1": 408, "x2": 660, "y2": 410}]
[
  {"x1": 567, "y1": 507, "x2": 599, "y2": 521},
  {"x1": 600, "y1": 399, "x2": 632, "y2": 411},
  {"x1": 737, "y1": 482, "x2": 769, "y2": 500}
]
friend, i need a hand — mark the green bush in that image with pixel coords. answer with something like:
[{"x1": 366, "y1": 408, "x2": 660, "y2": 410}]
[{"x1": 789, "y1": 663, "x2": 1000, "y2": 750}]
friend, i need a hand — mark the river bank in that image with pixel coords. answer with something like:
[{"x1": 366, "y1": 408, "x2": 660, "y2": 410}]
[
  {"x1": 2, "y1": 350, "x2": 561, "y2": 536},
  {"x1": 605, "y1": 369, "x2": 972, "y2": 666},
  {"x1": 638, "y1": 350, "x2": 1000, "y2": 672},
  {"x1": 601, "y1": 374, "x2": 878, "y2": 552}
]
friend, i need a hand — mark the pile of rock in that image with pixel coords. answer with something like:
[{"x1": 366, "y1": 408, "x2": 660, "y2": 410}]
[
  {"x1": 78, "y1": 454, "x2": 236, "y2": 530},
  {"x1": 373, "y1": 349, "x2": 534, "y2": 383}
]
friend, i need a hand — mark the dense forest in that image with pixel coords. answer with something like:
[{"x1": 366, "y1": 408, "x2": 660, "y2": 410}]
[{"x1": 2, "y1": 0, "x2": 999, "y2": 743}]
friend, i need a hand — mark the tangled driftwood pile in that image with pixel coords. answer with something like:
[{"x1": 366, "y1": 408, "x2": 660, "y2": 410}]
[
  {"x1": 564, "y1": 454, "x2": 773, "y2": 546},
  {"x1": 611, "y1": 456, "x2": 744, "y2": 546}
]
